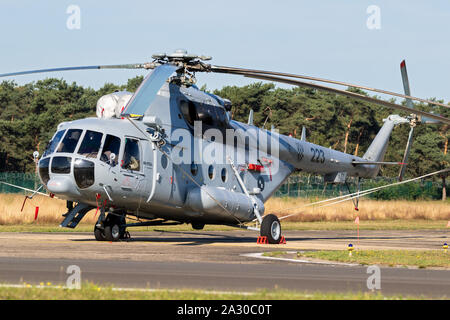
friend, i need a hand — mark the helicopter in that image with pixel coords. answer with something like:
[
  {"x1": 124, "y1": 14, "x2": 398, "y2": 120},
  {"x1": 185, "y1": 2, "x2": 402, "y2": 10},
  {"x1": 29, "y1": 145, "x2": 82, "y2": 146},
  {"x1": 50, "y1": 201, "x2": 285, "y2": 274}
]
[{"x1": 0, "y1": 49, "x2": 449, "y2": 243}]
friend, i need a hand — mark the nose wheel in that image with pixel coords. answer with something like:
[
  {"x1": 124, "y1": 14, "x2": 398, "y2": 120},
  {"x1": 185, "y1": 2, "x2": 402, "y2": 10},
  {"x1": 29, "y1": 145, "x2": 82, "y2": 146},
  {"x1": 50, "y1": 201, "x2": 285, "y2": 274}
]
[
  {"x1": 94, "y1": 213, "x2": 127, "y2": 242},
  {"x1": 260, "y1": 214, "x2": 282, "y2": 244}
]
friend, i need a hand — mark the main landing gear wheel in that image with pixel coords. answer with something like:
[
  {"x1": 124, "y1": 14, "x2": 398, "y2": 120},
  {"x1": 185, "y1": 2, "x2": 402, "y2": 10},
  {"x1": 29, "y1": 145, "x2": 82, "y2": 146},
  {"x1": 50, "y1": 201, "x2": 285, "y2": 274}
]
[
  {"x1": 104, "y1": 223, "x2": 121, "y2": 242},
  {"x1": 98, "y1": 214, "x2": 126, "y2": 242},
  {"x1": 94, "y1": 226, "x2": 106, "y2": 241},
  {"x1": 260, "y1": 214, "x2": 282, "y2": 244}
]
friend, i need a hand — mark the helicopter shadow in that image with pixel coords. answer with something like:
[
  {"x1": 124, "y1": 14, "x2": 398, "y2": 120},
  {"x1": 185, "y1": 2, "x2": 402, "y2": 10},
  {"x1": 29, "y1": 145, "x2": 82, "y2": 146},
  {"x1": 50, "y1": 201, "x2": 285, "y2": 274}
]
[
  {"x1": 125, "y1": 230, "x2": 256, "y2": 246},
  {"x1": 71, "y1": 229, "x2": 431, "y2": 246}
]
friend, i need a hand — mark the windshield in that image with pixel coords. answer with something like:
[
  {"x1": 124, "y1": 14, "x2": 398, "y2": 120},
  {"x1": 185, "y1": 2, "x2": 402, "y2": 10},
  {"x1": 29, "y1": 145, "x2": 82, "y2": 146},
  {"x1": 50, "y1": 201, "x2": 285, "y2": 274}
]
[
  {"x1": 43, "y1": 130, "x2": 66, "y2": 157},
  {"x1": 57, "y1": 129, "x2": 83, "y2": 153},
  {"x1": 78, "y1": 130, "x2": 103, "y2": 158}
]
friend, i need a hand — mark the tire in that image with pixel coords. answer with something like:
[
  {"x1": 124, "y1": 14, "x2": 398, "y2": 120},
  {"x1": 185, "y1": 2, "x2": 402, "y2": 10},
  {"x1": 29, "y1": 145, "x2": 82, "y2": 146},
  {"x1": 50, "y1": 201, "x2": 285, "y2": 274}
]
[
  {"x1": 260, "y1": 214, "x2": 282, "y2": 244},
  {"x1": 191, "y1": 222, "x2": 205, "y2": 230},
  {"x1": 104, "y1": 223, "x2": 121, "y2": 242},
  {"x1": 103, "y1": 213, "x2": 126, "y2": 241},
  {"x1": 94, "y1": 226, "x2": 106, "y2": 241}
]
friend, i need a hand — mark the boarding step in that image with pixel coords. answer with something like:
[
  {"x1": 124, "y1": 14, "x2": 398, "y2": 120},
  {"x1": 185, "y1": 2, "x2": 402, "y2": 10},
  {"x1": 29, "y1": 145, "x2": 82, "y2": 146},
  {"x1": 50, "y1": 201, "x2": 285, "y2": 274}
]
[{"x1": 60, "y1": 203, "x2": 94, "y2": 229}]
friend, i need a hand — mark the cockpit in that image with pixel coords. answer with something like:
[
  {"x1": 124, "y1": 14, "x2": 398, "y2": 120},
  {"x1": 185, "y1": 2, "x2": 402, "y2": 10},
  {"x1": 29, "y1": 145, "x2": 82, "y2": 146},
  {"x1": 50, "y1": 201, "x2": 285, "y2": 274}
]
[{"x1": 39, "y1": 128, "x2": 123, "y2": 190}]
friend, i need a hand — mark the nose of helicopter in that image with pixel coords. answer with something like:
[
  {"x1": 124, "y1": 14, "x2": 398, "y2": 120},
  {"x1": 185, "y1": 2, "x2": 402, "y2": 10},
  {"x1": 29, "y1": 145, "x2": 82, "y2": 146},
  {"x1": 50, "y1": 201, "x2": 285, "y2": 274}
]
[
  {"x1": 46, "y1": 175, "x2": 81, "y2": 196},
  {"x1": 38, "y1": 156, "x2": 94, "y2": 197}
]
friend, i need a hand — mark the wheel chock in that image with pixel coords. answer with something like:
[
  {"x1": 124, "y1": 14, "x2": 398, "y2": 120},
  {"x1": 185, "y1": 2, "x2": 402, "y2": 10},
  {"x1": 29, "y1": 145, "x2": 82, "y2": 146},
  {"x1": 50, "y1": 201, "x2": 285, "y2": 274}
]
[
  {"x1": 256, "y1": 236, "x2": 268, "y2": 244},
  {"x1": 256, "y1": 236, "x2": 287, "y2": 244}
]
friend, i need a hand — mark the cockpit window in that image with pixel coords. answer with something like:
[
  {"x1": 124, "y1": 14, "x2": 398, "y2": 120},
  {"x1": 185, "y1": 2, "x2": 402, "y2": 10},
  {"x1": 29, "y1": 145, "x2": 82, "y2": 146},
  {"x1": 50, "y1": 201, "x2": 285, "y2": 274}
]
[
  {"x1": 43, "y1": 130, "x2": 66, "y2": 157},
  {"x1": 57, "y1": 129, "x2": 83, "y2": 153},
  {"x1": 78, "y1": 130, "x2": 103, "y2": 158},
  {"x1": 122, "y1": 138, "x2": 141, "y2": 171},
  {"x1": 100, "y1": 134, "x2": 121, "y2": 166}
]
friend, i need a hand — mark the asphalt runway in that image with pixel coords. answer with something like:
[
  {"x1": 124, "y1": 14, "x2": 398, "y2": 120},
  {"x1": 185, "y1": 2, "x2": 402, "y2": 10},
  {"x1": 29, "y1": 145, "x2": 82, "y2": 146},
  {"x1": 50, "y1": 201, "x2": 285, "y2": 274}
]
[{"x1": 0, "y1": 229, "x2": 449, "y2": 297}]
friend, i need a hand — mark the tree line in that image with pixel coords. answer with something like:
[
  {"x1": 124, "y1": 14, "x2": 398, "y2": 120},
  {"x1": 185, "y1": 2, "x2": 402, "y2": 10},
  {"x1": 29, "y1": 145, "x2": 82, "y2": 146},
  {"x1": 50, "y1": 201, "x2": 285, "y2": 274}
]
[{"x1": 0, "y1": 77, "x2": 448, "y2": 198}]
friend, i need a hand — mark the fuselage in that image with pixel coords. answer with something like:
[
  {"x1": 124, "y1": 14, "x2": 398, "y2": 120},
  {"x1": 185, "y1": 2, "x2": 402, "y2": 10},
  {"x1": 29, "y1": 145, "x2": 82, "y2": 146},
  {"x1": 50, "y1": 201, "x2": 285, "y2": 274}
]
[{"x1": 37, "y1": 83, "x2": 384, "y2": 225}]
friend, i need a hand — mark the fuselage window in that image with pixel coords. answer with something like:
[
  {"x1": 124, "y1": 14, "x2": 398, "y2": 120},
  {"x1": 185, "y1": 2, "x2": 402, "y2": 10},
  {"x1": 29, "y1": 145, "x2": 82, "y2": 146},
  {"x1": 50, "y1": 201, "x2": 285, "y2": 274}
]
[
  {"x1": 57, "y1": 129, "x2": 83, "y2": 153},
  {"x1": 122, "y1": 138, "x2": 141, "y2": 171},
  {"x1": 100, "y1": 134, "x2": 121, "y2": 166},
  {"x1": 221, "y1": 168, "x2": 227, "y2": 182},
  {"x1": 78, "y1": 130, "x2": 103, "y2": 159},
  {"x1": 208, "y1": 165, "x2": 215, "y2": 180},
  {"x1": 43, "y1": 130, "x2": 66, "y2": 157}
]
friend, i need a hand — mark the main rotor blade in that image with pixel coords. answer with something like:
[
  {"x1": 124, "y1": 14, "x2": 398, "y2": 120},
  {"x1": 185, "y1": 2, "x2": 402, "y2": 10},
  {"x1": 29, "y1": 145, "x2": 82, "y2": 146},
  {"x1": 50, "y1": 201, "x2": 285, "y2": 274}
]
[
  {"x1": 400, "y1": 60, "x2": 414, "y2": 109},
  {"x1": 398, "y1": 60, "x2": 414, "y2": 182},
  {"x1": 121, "y1": 64, "x2": 179, "y2": 118},
  {"x1": 234, "y1": 72, "x2": 450, "y2": 125},
  {"x1": 0, "y1": 64, "x2": 151, "y2": 78},
  {"x1": 398, "y1": 126, "x2": 414, "y2": 181},
  {"x1": 211, "y1": 66, "x2": 450, "y2": 110}
]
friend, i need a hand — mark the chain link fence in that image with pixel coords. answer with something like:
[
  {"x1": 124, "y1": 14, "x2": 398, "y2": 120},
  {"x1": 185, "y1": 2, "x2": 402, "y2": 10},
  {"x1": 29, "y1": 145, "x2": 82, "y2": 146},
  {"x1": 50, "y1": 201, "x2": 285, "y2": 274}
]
[
  {"x1": 0, "y1": 172, "x2": 445, "y2": 200},
  {"x1": 0, "y1": 172, "x2": 41, "y2": 194},
  {"x1": 274, "y1": 175, "x2": 444, "y2": 200}
]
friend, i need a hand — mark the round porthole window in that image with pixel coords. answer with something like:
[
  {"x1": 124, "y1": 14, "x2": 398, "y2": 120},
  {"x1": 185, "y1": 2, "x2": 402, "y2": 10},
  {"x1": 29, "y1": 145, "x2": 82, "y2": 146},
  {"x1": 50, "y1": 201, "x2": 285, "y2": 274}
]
[
  {"x1": 208, "y1": 165, "x2": 215, "y2": 180},
  {"x1": 221, "y1": 168, "x2": 227, "y2": 182}
]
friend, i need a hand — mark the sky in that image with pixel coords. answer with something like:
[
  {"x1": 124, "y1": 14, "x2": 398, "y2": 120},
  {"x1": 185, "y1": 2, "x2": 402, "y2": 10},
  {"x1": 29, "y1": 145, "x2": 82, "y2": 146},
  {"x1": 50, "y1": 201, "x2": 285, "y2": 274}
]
[{"x1": 0, "y1": 0, "x2": 449, "y2": 103}]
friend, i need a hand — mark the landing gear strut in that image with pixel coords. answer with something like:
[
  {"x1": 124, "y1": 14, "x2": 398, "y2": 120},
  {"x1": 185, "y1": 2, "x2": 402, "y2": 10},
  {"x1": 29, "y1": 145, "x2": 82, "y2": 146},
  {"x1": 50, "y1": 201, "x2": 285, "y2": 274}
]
[{"x1": 260, "y1": 214, "x2": 282, "y2": 244}]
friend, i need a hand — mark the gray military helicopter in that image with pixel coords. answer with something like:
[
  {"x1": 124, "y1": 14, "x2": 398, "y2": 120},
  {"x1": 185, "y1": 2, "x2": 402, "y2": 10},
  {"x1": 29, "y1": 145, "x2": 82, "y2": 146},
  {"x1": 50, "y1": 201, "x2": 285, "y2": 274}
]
[{"x1": 1, "y1": 50, "x2": 449, "y2": 243}]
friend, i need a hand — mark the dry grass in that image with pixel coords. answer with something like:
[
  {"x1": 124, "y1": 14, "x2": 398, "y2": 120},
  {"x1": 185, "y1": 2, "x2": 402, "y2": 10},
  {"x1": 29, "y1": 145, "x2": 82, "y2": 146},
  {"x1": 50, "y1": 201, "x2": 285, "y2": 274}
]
[
  {"x1": 0, "y1": 193, "x2": 449, "y2": 226},
  {"x1": 266, "y1": 197, "x2": 450, "y2": 222},
  {"x1": 0, "y1": 194, "x2": 97, "y2": 225}
]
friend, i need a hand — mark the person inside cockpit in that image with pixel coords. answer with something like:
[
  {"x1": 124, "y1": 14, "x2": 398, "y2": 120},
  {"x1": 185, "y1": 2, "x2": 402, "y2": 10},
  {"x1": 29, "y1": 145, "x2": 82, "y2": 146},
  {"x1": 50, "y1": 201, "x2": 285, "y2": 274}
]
[
  {"x1": 100, "y1": 134, "x2": 121, "y2": 166},
  {"x1": 57, "y1": 129, "x2": 82, "y2": 153},
  {"x1": 122, "y1": 138, "x2": 140, "y2": 171}
]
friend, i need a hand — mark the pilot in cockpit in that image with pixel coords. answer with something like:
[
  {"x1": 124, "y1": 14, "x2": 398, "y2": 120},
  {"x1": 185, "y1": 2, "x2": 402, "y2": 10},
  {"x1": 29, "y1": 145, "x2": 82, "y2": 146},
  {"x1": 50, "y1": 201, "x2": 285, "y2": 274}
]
[{"x1": 57, "y1": 130, "x2": 81, "y2": 153}]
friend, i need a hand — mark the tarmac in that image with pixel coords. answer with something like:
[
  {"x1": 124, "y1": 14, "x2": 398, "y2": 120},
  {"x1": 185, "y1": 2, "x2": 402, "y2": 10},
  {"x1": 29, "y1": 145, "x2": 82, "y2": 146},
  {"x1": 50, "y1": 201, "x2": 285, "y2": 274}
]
[{"x1": 0, "y1": 229, "x2": 449, "y2": 297}]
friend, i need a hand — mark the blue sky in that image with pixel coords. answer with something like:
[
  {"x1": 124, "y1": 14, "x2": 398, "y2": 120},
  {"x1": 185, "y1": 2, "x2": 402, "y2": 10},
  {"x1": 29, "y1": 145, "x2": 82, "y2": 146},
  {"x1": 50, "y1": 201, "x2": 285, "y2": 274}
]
[{"x1": 0, "y1": 0, "x2": 449, "y2": 102}]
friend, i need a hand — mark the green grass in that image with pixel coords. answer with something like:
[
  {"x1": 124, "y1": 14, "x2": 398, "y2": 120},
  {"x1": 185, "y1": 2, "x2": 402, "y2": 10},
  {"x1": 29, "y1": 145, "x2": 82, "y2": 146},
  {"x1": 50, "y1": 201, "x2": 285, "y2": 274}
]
[
  {"x1": 0, "y1": 282, "x2": 438, "y2": 300},
  {"x1": 295, "y1": 250, "x2": 450, "y2": 268},
  {"x1": 0, "y1": 219, "x2": 448, "y2": 233}
]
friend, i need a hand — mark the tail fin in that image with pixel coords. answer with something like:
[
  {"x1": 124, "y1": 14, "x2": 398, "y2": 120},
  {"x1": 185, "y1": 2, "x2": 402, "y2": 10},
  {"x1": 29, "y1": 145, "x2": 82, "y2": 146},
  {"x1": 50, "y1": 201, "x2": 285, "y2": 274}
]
[{"x1": 363, "y1": 115, "x2": 408, "y2": 177}]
